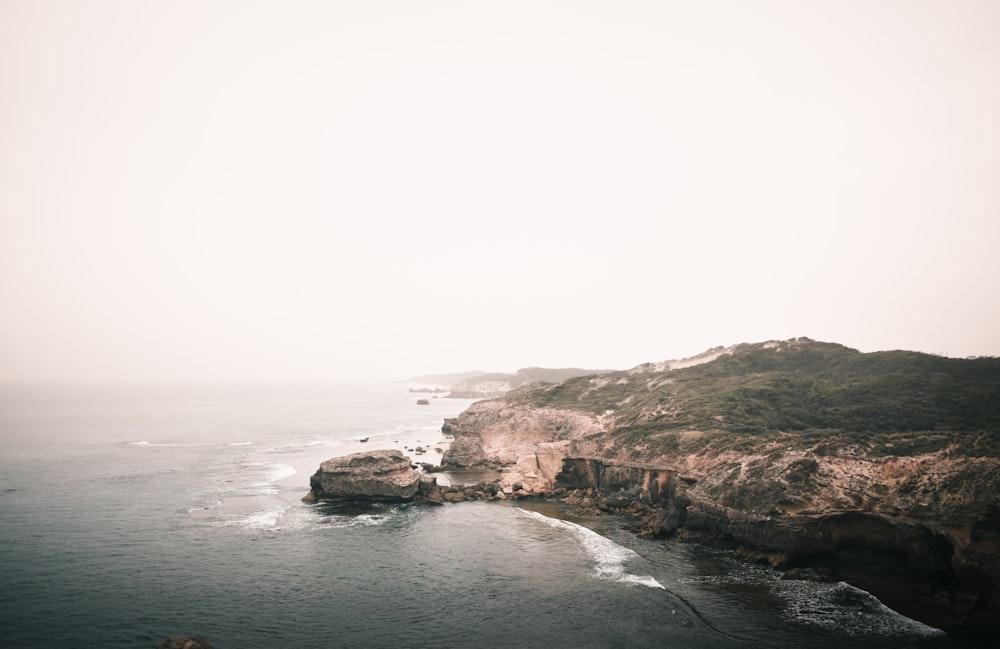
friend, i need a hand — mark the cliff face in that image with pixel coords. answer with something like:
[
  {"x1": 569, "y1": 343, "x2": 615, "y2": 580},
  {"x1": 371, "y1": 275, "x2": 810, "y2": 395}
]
[
  {"x1": 439, "y1": 338, "x2": 1000, "y2": 641},
  {"x1": 442, "y1": 400, "x2": 603, "y2": 494},
  {"x1": 551, "y1": 447, "x2": 1000, "y2": 637}
]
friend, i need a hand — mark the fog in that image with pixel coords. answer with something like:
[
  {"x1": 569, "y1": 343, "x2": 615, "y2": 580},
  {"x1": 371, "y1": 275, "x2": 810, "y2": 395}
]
[{"x1": 2, "y1": 0, "x2": 998, "y2": 382}]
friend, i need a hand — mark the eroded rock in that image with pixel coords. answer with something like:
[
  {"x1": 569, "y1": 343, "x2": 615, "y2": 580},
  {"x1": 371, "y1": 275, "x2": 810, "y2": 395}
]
[{"x1": 304, "y1": 450, "x2": 421, "y2": 503}]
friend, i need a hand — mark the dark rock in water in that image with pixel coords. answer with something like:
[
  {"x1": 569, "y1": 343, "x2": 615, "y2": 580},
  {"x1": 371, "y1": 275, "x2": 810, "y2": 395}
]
[
  {"x1": 416, "y1": 399, "x2": 430, "y2": 405},
  {"x1": 303, "y1": 450, "x2": 421, "y2": 503},
  {"x1": 156, "y1": 636, "x2": 213, "y2": 649},
  {"x1": 418, "y1": 475, "x2": 443, "y2": 505}
]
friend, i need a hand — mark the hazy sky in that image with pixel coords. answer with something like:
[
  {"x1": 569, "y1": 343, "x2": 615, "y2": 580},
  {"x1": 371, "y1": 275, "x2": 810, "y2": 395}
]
[{"x1": 2, "y1": 0, "x2": 998, "y2": 381}]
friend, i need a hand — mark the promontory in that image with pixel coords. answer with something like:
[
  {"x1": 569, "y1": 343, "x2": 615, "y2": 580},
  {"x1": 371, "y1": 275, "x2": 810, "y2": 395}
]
[{"x1": 437, "y1": 338, "x2": 1000, "y2": 643}]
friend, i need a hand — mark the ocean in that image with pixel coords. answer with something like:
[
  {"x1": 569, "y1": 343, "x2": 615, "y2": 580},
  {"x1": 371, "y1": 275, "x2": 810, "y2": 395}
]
[{"x1": 0, "y1": 382, "x2": 961, "y2": 648}]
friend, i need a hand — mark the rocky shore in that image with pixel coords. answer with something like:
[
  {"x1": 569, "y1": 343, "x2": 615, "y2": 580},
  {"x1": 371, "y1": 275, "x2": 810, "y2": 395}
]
[
  {"x1": 308, "y1": 339, "x2": 1000, "y2": 643},
  {"x1": 425, "y1": 340, "x2": 1000, "y2": 644},
  {"x1": 423, "y1": 453, "x2": 998, "y2": 643},
  {"x1": 303, "y1": 442, "x2": 997, "y2": 643}
]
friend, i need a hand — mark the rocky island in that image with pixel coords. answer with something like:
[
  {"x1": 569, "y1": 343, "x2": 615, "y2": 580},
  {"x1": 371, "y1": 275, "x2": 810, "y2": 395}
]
[{"x1": 303, "y1": 449, "x2": 439, "y2": 503}]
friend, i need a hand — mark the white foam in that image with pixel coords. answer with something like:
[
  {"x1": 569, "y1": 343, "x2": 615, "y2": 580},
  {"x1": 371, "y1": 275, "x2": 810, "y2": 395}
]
[
  {"x1": 249, "y1": 463, "x2": 297, "y2": 488},
  {"x1": 683, "y1": 563, "x2": 946, "y2": 639},
  {"x1": 306, "y1": 512, "x2": 394, "y2": 531},
  {"x1": 267, "y1": 463, "x2": 297, "y2": 482},
  {"x1": 519, "y1": 509, "x2": 665, "y2": 589},
  {"x1": 239, "y1": 507, "x2": 288, "y2": 529},
  {"x1": 353, "y1": 513, "x2": 391, "y2": 526},
  {"x1": 228, "y1": 441, "x2": 253, "y2": 447},
  {"x1": 781, "y1": 581, "x2": 946, "y2": 638},
  {"x1": 260, "y1": 440, "x2": 325, "y2": 453}
]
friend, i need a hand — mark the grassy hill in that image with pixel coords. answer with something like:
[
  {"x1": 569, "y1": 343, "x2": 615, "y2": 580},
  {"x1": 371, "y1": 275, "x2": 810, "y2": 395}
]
[{"x1": 505, "y1": 338, "x2": 1000, "y2": 457}]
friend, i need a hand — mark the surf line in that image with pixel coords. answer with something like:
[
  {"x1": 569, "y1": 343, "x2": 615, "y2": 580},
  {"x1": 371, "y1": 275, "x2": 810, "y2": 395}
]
[{"x1": 517, "y1": 508, "x2": 665, "y2": 589}]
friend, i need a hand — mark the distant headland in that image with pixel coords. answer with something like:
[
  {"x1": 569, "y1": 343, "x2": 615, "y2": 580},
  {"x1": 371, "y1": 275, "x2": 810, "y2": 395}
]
[{"x1": 409, "y1": 366, "x2": 613, "y2": 399}]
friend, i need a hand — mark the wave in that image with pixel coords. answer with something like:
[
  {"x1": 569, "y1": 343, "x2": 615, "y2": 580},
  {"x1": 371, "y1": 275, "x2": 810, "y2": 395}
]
[
  {"x1": 781, "y1": 580, "x2": 945, "y2": 638},
  {"x1": 216, "y1": 506, "x2": 292, "y2": 530},
  {"x1": 249, "y1": 463, "x2": 296, "y2": 488},
  {"x1": 267, "y1": 463, "x2": 297, "y2": 483},
  {"x1": 518, "y1": 509, "x2": 665, "y2": 589},
  {"x1": 681, "y1": 561, "x2": 945, "y2": 639},
  {"x1": 259, "y1": 440, "x2": 325, "y2": 453},
  {"x1": 125, "y1": 440, "x2": 179, "y2": 447},
  {"x1": 241, "y1": 508, "x2": 288, "y2": 529}
]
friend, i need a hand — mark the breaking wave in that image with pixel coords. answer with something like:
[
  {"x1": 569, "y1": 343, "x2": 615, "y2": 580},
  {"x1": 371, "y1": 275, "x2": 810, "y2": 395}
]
[
  {"x1": 253, "y1": 463, "x2": 296, "y2": 486},
  {"x1": 782, "y1": 581, "x2": 946, "y2": 638},
  {"x1": 518, "y1": 509, "x2": 665, "y2": 589}
]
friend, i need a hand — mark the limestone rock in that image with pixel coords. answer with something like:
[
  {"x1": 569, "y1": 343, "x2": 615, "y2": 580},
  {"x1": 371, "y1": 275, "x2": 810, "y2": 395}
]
[
  {"x1": 441, "y1": 400, "x2": 600, "y2": 482},
  {"x1": 304, "y1": 450, "x2": 421, "y2": 503}
]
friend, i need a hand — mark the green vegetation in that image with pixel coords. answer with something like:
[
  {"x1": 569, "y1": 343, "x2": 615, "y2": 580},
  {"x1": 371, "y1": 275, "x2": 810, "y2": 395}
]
[{"x1": 506, "y1": 339, "x2": 1000, "y2": 455}]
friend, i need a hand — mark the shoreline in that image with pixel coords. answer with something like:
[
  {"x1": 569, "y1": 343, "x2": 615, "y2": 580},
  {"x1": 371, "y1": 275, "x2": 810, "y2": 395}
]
[{"x1": 415, "y1": 469, "x2": 994, "y2": 646}]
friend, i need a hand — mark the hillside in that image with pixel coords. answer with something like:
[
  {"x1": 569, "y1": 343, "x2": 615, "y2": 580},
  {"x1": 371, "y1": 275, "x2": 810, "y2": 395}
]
[{"x1": 507, "y1": 338, "x2": 1000, "y2": 459}]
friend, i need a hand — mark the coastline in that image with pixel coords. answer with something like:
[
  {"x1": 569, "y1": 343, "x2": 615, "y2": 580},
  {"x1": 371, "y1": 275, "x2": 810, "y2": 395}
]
[{"x1": 417, "y1": 451, "x2": 998, "y2": 645}]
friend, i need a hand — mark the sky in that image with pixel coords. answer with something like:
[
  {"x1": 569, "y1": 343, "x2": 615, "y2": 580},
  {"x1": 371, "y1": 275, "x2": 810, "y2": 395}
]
[{"x1": 1, "y1": 0, "x2": 998, "y2": 382}]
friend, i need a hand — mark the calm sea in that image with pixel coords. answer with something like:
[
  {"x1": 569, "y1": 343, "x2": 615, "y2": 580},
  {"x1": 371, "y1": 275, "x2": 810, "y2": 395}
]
[{"x1": 0, "y1": 382, "x2": 960, "y2": 648}]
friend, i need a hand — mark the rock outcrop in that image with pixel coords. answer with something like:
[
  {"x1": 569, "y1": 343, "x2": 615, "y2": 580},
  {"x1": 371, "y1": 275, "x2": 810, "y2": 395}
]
[
  {"x1": 303, "y1": 450, "x2": 425, "y2": 503},
  {"x1": 441, "y1": 400, "x2": 602, "y2": 495},
  {"x1": 551, "y1": 451, "x2": 999, "y2": 641}
]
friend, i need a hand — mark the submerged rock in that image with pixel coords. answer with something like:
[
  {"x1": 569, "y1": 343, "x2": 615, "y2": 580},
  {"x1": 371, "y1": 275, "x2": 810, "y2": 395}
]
[{"x1": 304, "y1": 450, "x2": 421, "y2": 503}]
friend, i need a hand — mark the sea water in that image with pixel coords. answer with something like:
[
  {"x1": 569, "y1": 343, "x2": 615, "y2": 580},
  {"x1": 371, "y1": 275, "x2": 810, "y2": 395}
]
[{"x1": 0, "y1": 382, "x2": 960, "y2": 648}]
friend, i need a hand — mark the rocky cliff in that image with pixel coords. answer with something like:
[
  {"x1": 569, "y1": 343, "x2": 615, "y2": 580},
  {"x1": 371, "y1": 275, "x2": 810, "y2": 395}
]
[
  {"x1": 441, "y1": 400, "x2": 602, "y2": 494},
  {"x1": 439, "y1": 338, "x2": 1000, "y2": 642}
]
